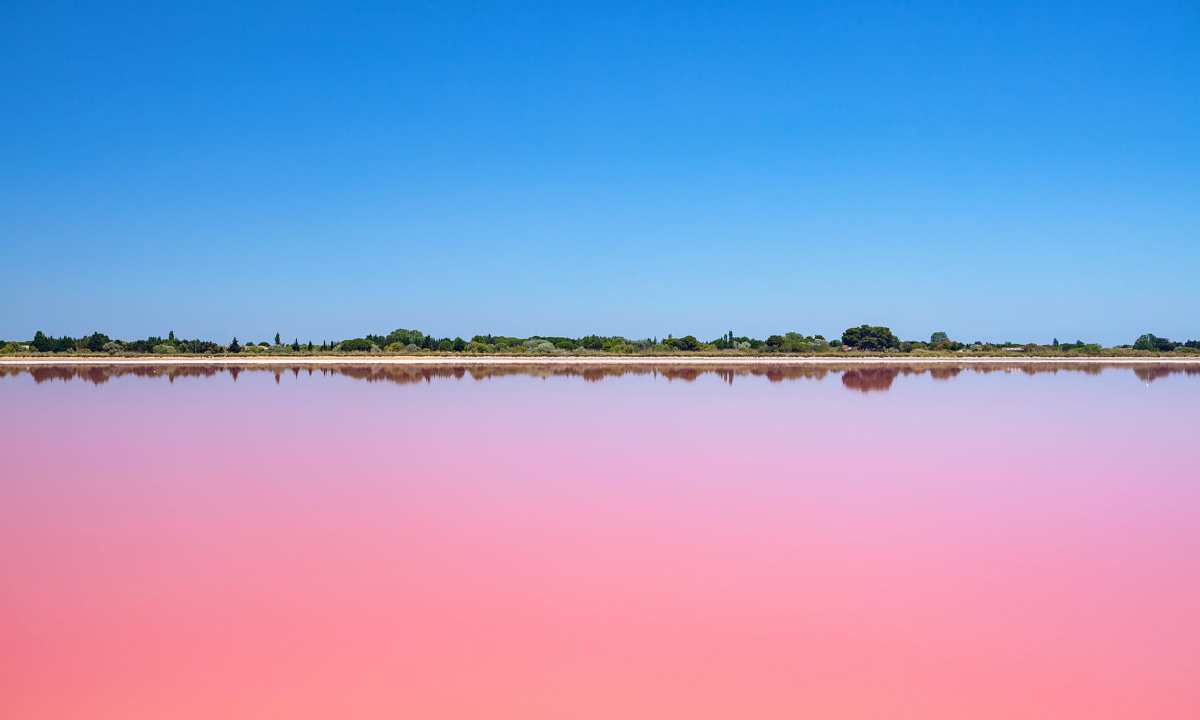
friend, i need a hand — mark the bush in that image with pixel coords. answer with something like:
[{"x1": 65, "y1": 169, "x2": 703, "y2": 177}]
[
  {"x1": 338, "y1": 338, "x2": 375, "y2": 352},
  {"x1": 526, "y1": 339, "x2": 557, "y2": 354},
  {"x1": 152, "y1": 344, "x2": 176, "y2": 354}
]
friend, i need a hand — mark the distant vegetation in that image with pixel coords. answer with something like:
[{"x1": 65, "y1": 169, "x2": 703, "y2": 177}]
[{"x1": 3, "y1": 326, "x2": 1199, "y2": 357}]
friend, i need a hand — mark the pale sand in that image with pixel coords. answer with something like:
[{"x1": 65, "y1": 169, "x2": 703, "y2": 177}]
[{"x1": 2, "y1": 356, "x2": 1199, "y2": 367}]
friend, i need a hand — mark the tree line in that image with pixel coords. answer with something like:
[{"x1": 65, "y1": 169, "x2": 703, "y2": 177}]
[{"x1": 4, "y1": 326, "x2": 1199, "y2": 356}]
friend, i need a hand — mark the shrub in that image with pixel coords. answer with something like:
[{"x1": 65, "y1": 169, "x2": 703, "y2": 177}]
[
  {"x1": 525, "y1": 339, "x2": 557, "y2": 354},
  {"x1": 152, "y1": 344, "x2": 176, "y2": 354},
  {"x1": 338, "y1": 338, "x2": 375, "y2": 352}
]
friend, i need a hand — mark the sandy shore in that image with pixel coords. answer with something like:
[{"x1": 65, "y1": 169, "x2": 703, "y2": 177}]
[{"x1": 2, "y1": 355, "x2": 1198, "y2": 367}]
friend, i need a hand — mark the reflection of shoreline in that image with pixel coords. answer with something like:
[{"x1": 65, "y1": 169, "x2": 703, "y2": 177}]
[
  {"x1": 3, "y1": 356, "x2": 1200, "y2": 367},
  {"x1": 3, "y1": 362, "x2": 1197, "y2": 392}
]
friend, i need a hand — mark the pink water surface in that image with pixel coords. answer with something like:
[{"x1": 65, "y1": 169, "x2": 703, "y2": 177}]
[{"x1": 2, "y1": 364, "x2": 1198, "y2": 719}]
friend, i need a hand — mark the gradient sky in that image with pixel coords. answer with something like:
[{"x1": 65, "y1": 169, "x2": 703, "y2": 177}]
[{"x1": 2, "y1": 1, "x2": 1197, "y2": 345}]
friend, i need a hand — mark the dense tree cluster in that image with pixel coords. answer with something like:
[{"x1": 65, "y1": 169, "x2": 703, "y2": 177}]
[
  {"x1": 3, "y1": 327, "x2": 1198, "y2": 356},
  {"x1": 841, "y1": 325, "x2": 899, "y2": 350},
  {"x1": 1133, "y1": 333, "x2": 1198, "y2": 352},
  {"x1": 22, "y1": 330, "x2": 221, "y2": 355}
]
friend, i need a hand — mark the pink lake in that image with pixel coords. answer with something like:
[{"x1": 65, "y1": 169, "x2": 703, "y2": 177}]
[{"x1": 2, "y1": 363, "x2": 1198, "y2": 719}]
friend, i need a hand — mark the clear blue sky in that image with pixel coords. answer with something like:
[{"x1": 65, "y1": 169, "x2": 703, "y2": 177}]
[{"x1": 3, "y1": 1, "x2": 1197, "y2": 345}]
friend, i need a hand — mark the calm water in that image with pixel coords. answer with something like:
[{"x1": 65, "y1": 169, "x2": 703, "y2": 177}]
[{"x1": 2, "y1": 363, "x2": 1198, "y2": 719}]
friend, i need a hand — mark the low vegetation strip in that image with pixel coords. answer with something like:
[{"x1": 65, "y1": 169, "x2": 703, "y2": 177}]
[{"x1": 2, "y1": 326, "x2": 1197, "y2": 358}]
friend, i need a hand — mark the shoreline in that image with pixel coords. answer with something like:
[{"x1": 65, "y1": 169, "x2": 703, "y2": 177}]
[{"x1": 3, "y1": 355, "x2": 1199, "y2": 367}]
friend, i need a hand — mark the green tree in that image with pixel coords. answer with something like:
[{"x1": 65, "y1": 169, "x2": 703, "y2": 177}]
[
  {"x1": 274, "y1": 332, "x2": 281, "y2": 346},
  {"x1": 667, "y1": 335, "x2": 700, "y2": 351},
  {"x1": 384, "y1": 328, "x2": 426, "y2": 347},
  {"x1": 83, "y1": 332, "x2": 111, "y2": 352},
  {"x1": 1134, "y1": 333, "x2": 1177, "y2": 351},
  {"x1": 291, "y1": 338, "x2": 300, "y2": 352},
  {"x1": 228, "y1": 337, "x2": 242, "y2": 353},
  {"x1": 841, "y1": 325, "x2": 899, "y2": 351}
]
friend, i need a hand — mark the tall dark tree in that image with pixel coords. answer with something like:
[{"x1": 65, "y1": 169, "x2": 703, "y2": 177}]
[
  {"x1": 229, "y1": 337, "x2": 242, "y2": 353},
  {"x1": 32, "y1": 331, "x2": 51, "y2": 352},
  {"x1": 274, "y1": 332, "x2": 281, "y2": 346}
]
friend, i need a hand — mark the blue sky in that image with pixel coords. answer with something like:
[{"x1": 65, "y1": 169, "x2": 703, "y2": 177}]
[{"x1": 3, "y1": 1, "x2": 1197, "y2": 344}]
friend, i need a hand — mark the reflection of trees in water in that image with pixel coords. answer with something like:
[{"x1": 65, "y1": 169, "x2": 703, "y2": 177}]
[
  {"x1": 929, "y1": 367, "x2": 963, "y2": 381},
  {"x1": 841, "y1": 367, "x2": 900, "y2": 393},
  {"x1": 1133, "y1": 366, "x2": 1185, "y2": 382},
  {"x1": 2, "y1": 363, "x2": 1198, "y2": 393}
]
